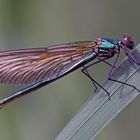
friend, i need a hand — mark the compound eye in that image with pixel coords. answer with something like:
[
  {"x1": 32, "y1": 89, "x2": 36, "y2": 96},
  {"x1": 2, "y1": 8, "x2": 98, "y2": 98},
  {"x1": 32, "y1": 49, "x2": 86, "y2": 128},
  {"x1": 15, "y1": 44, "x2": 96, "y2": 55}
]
[{"x1": 122, "y1": 35, "x2": 134, "y2": 49}]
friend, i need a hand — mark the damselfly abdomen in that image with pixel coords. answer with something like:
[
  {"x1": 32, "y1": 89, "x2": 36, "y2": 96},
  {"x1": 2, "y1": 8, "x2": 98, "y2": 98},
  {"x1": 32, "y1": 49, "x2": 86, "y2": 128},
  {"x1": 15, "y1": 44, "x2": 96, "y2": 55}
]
[{"x1": 0, "y1": 34, "x2": 139, "y2": 108}]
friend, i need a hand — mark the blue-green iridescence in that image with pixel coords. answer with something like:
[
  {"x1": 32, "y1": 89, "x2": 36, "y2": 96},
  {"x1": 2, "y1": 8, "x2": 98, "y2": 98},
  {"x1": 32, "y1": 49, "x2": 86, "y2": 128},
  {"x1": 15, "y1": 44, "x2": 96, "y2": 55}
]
[
  {"x1": 84, "y1": 52, "x2": 97, "y2": 62},
  {"x1": 99, "y1": 38, "x2": 116, "y2": 49}
]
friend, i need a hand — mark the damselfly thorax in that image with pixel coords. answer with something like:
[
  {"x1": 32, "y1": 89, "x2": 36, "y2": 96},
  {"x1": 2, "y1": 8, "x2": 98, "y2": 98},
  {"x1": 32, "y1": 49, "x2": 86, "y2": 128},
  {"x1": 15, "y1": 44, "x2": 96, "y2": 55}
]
[{"x1": 0, "y1": 34, "x2": 139, "y2": 108}]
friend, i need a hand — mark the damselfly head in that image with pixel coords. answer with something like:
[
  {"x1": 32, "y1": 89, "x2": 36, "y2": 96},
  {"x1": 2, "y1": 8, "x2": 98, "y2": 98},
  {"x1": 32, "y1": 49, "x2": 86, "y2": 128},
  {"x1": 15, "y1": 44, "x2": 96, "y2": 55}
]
[{"x1": 121, "y1": 35, "x2": 134, "y2": 49}]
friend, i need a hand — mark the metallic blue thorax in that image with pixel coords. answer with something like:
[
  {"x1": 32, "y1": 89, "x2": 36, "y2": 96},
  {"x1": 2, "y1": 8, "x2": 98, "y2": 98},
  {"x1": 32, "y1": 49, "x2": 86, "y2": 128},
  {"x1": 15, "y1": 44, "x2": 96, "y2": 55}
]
[
  {"x1": 84, "y1": 38, "x2": 120, "y2": 63},
  {"x1": 99, "y1": 38, "x2": 120, "y2": 50}
]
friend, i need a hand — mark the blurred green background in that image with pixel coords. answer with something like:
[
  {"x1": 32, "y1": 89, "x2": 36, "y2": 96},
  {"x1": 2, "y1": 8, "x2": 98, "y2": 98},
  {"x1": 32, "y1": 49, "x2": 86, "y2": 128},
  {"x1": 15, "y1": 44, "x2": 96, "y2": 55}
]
[{"x1": 0, "y1": 0, "x2": 140, "y2": 140}]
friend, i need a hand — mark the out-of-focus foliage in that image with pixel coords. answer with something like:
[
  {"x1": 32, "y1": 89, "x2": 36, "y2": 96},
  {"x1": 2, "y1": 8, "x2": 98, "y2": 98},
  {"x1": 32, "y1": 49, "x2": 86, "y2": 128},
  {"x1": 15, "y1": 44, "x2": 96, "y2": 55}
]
[{"x1": 0, "y1": 0, "x2": 140, "y2": 140}]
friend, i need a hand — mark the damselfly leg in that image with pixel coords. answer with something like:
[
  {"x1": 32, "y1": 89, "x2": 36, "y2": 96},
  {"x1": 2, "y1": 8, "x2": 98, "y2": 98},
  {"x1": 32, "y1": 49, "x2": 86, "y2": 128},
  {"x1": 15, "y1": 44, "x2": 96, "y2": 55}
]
[
  {"x1": 81, "y1": 57, "x2": 114, "y2": 99},
  {"x1": 82, "y1": 51, "x2": 140, "y2": 99},
  {"x1": 0, "y1": 35, "x2": 138, "y2": 108},
  {"x1": 108, "y1": 50, "x2": 140, "y2": 93}
]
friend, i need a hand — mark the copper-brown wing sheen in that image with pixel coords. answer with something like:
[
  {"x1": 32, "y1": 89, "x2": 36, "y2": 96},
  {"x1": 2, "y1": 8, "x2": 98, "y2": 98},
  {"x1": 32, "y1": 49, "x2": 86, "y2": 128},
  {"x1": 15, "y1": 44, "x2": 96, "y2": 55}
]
[{"x1": 0, "y1": 41, "x2": 96, "y2": 84}]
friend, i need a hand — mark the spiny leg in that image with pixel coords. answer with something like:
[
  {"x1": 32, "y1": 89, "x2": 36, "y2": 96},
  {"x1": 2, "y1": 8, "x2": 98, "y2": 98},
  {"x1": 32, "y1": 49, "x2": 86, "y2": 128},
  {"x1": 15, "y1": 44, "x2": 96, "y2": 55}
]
[
  {"x1": 0, "y1": 57, "x2": 114, "y2": 108},
  {"x1": 81, "y1": 60, "x2": 115, "y2": 91},
  {"x1": 108, "y1": 52, "x2": 140, "y2": 93},
  {"x1": 122, "y1": 47, "x2": 140, "y2": 65},
  {"x1": 81, "y1": 57, "x2": 117, "y2": 98},
  {"x1": 83, "y1": 57, "x2": 114, "y2": 70},
  {"x1": 82, "y1": 66, "x2": 110, "y2": 99},
  {"x1": 81, "y1": 58, "x2": 108, "y2": 90},
  {"x1": 102, "y1": 60, "x2": 113, "y2": 67},
  {"x1": 82, "y1": 67, "x2": 98, "y2": 91},
  {"x1": 98, "y1": 58, "x2": 116, "y2": 68},
  {"x1": 81, "y1": 58, "x2": 111, "y2": 92}
]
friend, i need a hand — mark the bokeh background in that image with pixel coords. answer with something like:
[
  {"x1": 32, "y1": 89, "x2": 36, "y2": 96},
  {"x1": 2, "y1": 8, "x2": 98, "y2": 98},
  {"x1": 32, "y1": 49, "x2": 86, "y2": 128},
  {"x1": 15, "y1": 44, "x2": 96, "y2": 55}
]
[{"x1": 0, "y1": 0, "x2": 140, "y2": 140}]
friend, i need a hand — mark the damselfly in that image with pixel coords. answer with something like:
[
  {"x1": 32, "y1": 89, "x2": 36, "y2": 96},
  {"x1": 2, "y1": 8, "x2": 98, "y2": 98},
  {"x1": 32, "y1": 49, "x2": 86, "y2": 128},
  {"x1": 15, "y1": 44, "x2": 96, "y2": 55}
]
[{"x1": 0, "y1": 35, "x2": 139, "y2": 108}]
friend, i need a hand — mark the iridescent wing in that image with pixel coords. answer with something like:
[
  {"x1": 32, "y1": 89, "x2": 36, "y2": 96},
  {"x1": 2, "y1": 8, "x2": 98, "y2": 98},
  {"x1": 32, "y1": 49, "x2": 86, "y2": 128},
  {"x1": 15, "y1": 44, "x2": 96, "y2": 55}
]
[{"x1": 0, "y1": 41, "x2": 96, "y2": 85}]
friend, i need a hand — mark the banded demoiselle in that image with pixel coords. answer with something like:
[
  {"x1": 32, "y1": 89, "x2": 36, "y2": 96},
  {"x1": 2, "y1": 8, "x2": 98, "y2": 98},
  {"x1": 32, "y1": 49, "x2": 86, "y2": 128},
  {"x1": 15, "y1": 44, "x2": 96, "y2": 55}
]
[{"x1": 0, "y1": 34, "x2": 139, "y2": 108}]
